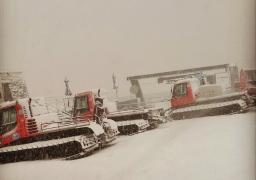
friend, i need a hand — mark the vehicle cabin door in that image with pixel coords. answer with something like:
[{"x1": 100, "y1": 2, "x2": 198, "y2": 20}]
[{"x1": 171, "y1": 82, "x2": 193, "y2": 108}]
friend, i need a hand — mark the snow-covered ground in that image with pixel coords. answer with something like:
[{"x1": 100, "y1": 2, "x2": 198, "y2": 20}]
[{"x1": 0, "y1": 111, "x2": 255, "y2": 180}]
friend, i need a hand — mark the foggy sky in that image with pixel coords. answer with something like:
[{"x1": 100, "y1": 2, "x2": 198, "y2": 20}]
[{"x1": 0, "y1": 0, "x2": 255, "y2": 97}]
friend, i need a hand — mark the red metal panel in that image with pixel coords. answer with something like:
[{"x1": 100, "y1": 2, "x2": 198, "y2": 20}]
[{"x1": 171, "y1": 84, "x2": 194, "y2": 108}]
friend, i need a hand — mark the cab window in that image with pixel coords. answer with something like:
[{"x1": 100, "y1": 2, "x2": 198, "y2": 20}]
[
  {"x1": 74, "y1": 96, "x2": 89, "y2": 115},
  {"x1": 173, "y1": 83, "x2": 187, "y2": 97},
  {"x1": 0, "y1": 107, "x2": 17, "y2": 135}
]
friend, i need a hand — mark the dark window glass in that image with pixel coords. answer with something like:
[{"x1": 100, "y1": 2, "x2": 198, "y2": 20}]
[
  {"x1": 74, "y1": 96, "x2": 89, "y2": 115},
  {"x1": 173, "y1": 83, "x2": 187, "y2": 97},
  {"x1": 0, "y1": 107, "x2": 17, "y2": 135}
]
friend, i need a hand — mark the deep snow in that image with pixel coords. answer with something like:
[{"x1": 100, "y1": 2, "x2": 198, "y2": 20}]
[{"x1": 0, "y1": 111, "x2": 255, "y2": 180}]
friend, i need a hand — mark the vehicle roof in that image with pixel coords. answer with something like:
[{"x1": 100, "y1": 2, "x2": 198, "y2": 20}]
[
  {"x1": 0, "y1": 101, "x2": 17, "y2": 110},
  {"x1": 75, "y1": 91, "x2": 94, "y2": 97},
  {"x1": 174, "y1": 77, "x2": 199, "y2": 84}
]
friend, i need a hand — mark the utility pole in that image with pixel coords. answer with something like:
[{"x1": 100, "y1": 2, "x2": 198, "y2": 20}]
[
  {"x1": 64, "y1": 77, "x2": 72, "y2": 96},
  {"x1": 112, "y1": 73, "x2": 118, "y2": 99}
]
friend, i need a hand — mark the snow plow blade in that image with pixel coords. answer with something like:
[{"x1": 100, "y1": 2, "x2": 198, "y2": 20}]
[{"x1": 103, "y1": 118, "x2": 119, "y2": 144}]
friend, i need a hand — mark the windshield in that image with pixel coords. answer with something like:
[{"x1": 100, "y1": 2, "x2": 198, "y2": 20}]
[
  {"x1": 173, "y1": 83, "x2": 187, "y2": 97},
  {"x1": 0, "y1": 107, "x2": 17, "y2": 135},
  {"x1": 74, "y1": 96, "x2": 89, "y2": 115}
]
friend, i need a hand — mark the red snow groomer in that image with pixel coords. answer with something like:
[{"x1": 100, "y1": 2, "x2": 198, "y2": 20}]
[
  {"x1": 73, "y1": 91, "x2": 119, "y2": 145},
  {"x1": 0, "y1": 91, "x2": 118, "y2": 163},
  {"x1": 169, "y1": 77, "x2": 252, "y2": 120},
  {"x1": 239, "y1": 69, "x2": 256, "y2": 106}
]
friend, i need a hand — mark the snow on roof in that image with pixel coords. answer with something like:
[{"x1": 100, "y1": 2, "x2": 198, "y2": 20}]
[
  {"x1": 174, "y1": 77, "x2": 199, "y2": 84},
  {"x1": 0, "y1": 101, "x2": 16, "y2": 109}
]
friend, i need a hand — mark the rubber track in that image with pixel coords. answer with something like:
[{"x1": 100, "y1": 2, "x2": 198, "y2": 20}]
[{"x1": 170, "y1": 99, "x2": 247, "y2": 120}]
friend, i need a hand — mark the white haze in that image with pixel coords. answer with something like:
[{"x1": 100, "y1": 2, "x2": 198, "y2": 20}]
[{"x1": 0, "y1": 0, "x2": 255, "y2": 97}]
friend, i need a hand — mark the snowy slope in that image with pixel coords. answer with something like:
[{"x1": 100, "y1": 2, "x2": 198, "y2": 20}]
[{"x1": 0, "y1": 112, "x2": 255, "y2": 180}]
